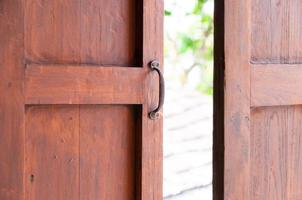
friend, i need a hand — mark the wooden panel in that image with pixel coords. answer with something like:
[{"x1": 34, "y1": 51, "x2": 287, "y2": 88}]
[
  {"x1": 25, "y1": 106, "x2": 80, "y2": 200},
  {"x1": 25, "y1": 0, "x2": 140, "y2": 66},
  {"x1": 251, "y1": 64, "x2": 302, "y2": 107},
  {"x1": 0, "y1": 0, "x2": 24, "y2": 199},
  {"x1": 252, "y1": 0, "x2": 302, "y2": 64},
  {"x1": 25, "y1": 105, "x2": 139, "y2": 200},
  {"x1": 224, "y1": 0, "x2": 251, "y2": 199},
  {"x1": 25, "y1": 65, "x2": 144, "y2": 105},
  {"x1": 141, "y1": 0, "x2": 163, "y2": 199},
  {"x1": 80, "y1": 105, "x2": 138, "y2": 200},
  {"x1": 251, "y1": 106, "x2": 302, "y2": 200}
]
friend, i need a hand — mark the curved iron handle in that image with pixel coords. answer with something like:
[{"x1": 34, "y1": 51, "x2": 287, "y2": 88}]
[{"x1": 149, "y1": 60, "x2": 165, "y2": 120}]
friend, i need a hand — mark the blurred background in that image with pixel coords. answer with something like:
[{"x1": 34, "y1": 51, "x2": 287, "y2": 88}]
[{"x1": 163, "y1": 0, "x2": 214, "y2": 199}]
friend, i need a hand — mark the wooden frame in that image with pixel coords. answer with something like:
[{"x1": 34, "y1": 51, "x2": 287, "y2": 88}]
[
  {"x1": 213, "y1": 0, "x2": 224, "y2": 199},
  {"x1": 214, "y1": 0, "x2": 251, "y2": 199},
  {"x1": 141, "y1": 0, "x2": 164, "y2": 199},
  {"x1": 224, "y1": 0, "x2": 251, "y2": 198},
  {"x1": 215, "y1": 0, "x2": 251, "y2": 199}
]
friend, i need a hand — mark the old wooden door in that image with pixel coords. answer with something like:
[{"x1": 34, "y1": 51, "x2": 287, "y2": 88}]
[
  {"x1": 222, "y1": 0, "x2": 302, "y2": 199},
  {"x1": 0, "y1": 0, "x2": 163, "y2": 200}
]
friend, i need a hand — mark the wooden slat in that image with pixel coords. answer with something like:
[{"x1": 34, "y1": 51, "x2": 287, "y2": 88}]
[
  {"x1": 25, "y1": 65, "x2": 145, "y2": 105},
  {"x1": 0, "y1": 1, "x2": 24, "y2": 199},
  {"x1": 141, "y1": 0, "x2": 163, "y2": 199},
  {"x1": 251, "y1": 106, "x2": 302, "y2": 199},
  {"x1": 25, "y1": 106, "x2": 80, "y2": 200},
  {"x1": 80, "y1": 105, "x2": 137, "y2": 200},
  {"x1": 225, "y1": 0, "x2": 251, "y2": 199},
  {"x1": 251, "y1": 64, "x2": 302, "y2": 107}
]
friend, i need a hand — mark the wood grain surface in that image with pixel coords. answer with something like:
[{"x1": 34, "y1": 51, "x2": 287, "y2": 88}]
[
  {"x1": 25, "y1": 105, "x2": 138, "y2": 200},
  {"x1": 25, "y1": 0, "x2": 140, "y2": 66},
  {"x1": 252, "y1": 64, "x2": 302, "y2": 107},
  {"x1": 251, "y1": 106, "x2": 302, "y2": 200},
  {"x1": 80, "y1": 105, "x2": 138, "y2": 200},
  {"x1": 226, "y1": 0, "x2": 302, "y2": 199},
  {"x1": 0, "y1": 1, "x2": 24, "y2": 200},
  {"x1": 225, "y1": 0, "x2": 251, "y2": 199},
  {"x1": 141, "y1": 0, "x2": 164, "y2": 199},
  {"x1": 1, "y1": 0, "x2": 163, "y2": 199},
  {"x1": 25, "y1": 65, "x2": 145, "y2": 105},
  {"x1": 25, "y1": 106, "x2": 80, "y2": 200},
  {"x1": 252, "y1": 0, "x2": 302, "y2": 64}
]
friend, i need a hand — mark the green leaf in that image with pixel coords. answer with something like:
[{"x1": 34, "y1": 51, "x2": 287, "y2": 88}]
[
  {"x1": 192, "y1": 0, "x2": 207, "y2": 15},
  {"x1": 201, "y1": 14, "x2": 212, "y2": 23},
  {"x1": 178, "y1": 34, "x2": 201, "y2": 53},
  {"x1": 164, "y1": 10, "x2": 172, "y2": 16}
]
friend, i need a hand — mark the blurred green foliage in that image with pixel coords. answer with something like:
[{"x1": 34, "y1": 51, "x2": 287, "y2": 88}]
[{"x1": 164, "y1": 0, "x2": 213, "y2": 95}]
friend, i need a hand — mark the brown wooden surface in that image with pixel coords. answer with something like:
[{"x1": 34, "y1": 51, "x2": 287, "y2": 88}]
[
  {"x1": 226, "y1": 0, "x2": 302, "y2": 199},
  {"x1": 0, "y1": 1, "x2": 24, "y2": 200},
  {"x1": 25, "y1": 0, "x2": 140, "y2": 66},
  {"x1": 225, "y1": 0, "x2": 251, "y2": 199},
  {"x1": 141, "y1": 0, "x2": 164, "y2": 199},
  {"x1": 25, "y1": 65, "x2": 145, "y2": 105},
  {"x1": 25, "y1": 105, "x2": 138, "y2": 200},
  {"x1": 0, "y1": 0, "x2": 163, "y2": 199},
  {"x1": 251, "y1": 106, "x2": 302, "y2": 200},
  {"x1": 80, "y1": 105, "x2": 137, "y2": 200},
  {"x1": 252, "y1": 64, "x2": 302, "y2": 107},
  {"x1": 252, "y1": 0, "x2": 302, "y2": 64},
  {"x1": 25, "y1": 106, "x2": 80, "y2": 200}
]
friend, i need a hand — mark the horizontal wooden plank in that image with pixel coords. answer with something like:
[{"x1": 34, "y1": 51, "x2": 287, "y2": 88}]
[
  {"x1": 251, "y1": 64, "x2": 302, "y2": 107},
  {"x1": 25, "y1": 65, "x2": 145, "y2": 104}
]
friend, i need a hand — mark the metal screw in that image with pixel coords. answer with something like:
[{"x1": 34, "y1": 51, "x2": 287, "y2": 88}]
[
  {"x1": 151, "y1": 60, "x2": 160, "y2": 69},
  {"x1": 149, "y1": 111, "x2": 160, "y2": 120}
]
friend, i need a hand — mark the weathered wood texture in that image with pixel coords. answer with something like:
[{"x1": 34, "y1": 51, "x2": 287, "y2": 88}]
[
  {"x1": 225, "y1": 0, "x2": 251, "y2": 199},
  {"x1": 0, "y1": 0, "x2": 163, "y2": 199},
  {"x1": 25, "y1": 105, "x2": 138, "y2": 200},
  {"x1": 252, "y1": 65, "x2": 302, "y2": 107},
  {"x1": 252, "y1": 0, "x2": 302, "y2": 64},
  {"x1": 226, "y1": 0, "x2": 302, "y2": 199},
  {"x1": 141, "y1": 0, "x2": 163, "y2": 199},
  {"x1": 80, "y1": 105, "x2": 138, "y2": 200},
  {"x1": 25, "y1": 106, "x2": 80, "y2": 200},
  {"x1": 251, "y1": 106, "x2": 302, "y2": 200},
  {"x1": 25, "y1": 65, "x2": 145, "y2": 105},
  {"x1": 25, "y1": 0, "x2": 141, "y2": 66},
  {"x1": 0, "y1": 1, "x2": 24, "y2": 200}
]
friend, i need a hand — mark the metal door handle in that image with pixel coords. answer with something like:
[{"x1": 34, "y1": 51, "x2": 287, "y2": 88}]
[{"x1": 149, "y1": 60, "x2": 165, "y2": 120}]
